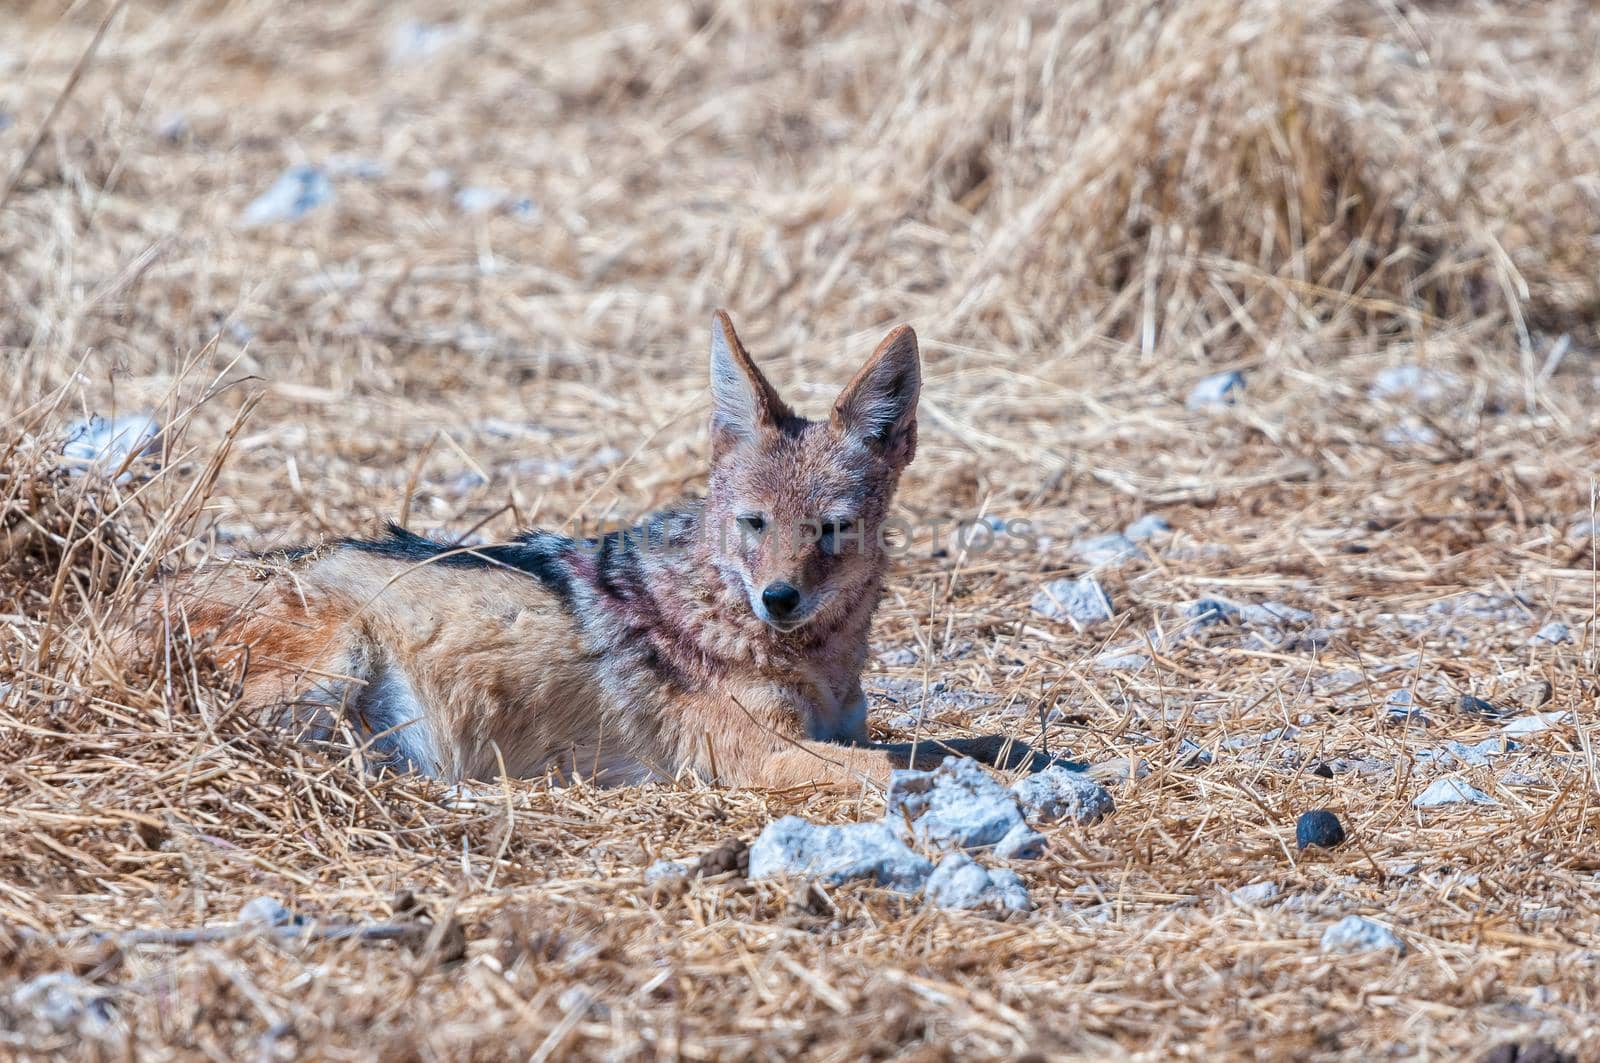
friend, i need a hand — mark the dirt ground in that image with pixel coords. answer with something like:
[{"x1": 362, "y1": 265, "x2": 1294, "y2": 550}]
[{"x1": 4, "y1": 0, "x2": 1600, "y2": 1059}]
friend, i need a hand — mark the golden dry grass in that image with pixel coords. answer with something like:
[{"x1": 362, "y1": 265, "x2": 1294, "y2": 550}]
[{"x1": 4, "y1": 0, "x2": 1600, "y2": 1058}]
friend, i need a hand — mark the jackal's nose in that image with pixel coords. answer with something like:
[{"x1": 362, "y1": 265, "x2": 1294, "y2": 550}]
[{"x1": 761, "y1": 581, "x2": 802, "y2": 619}]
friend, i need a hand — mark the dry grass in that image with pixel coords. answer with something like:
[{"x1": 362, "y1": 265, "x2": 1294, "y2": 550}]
[{"x1": 4, "y1": 0, "x2": 1600, "y2": 1058}]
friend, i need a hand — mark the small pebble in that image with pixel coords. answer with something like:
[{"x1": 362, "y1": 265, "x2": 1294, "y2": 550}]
[
  {"x1": 644, "y1": 859, "x2": 689, "y2": 885},
  {"x1": 1503, "y1": 710, "x2": 1575, "y2": 738},
  {"x1": 1481, "y1": 1040, "x2": 1575, "y2": 1063},
  {"x1": 1029, "y1": 576, "x2": 1114, "y2": 626},
  {"x1": 237, "y1": 895, "x2": 294, "y2": 927},
  {"x1": 1123, "y1": 514, "x2": 1172, "y2": 542},
  {"x1": 239, "y1": 165, "x2": 333, "y2": 227},
  {"x1": 1228, "y1": 881, "x2": 1280, "y2": 906},
  {"x1": 1295, "y1": 810, "x2": 1347, "y2": 850},
  {"x1": 1458, "y1": 694, "x2": 1509, "y2": 718},
  {"x1": 1531, "y1": 621, "x2": 1573, "y2": 646},
  {"x1": 1186, "y1": 370, "x2": 1245, "y2": 410}
]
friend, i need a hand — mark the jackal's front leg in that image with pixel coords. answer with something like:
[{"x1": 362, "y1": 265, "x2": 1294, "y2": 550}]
[{"x1": 709, "y1": 729, "x2": 1072, "y2": 790}]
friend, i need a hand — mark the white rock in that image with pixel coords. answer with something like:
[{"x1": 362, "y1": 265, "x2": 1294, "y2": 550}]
[
  {"x1": 644, "y1": 859, "x2": 690, "y2": 885},
  {"x1": 923, "y1": 853, "x2": 1030, "y2": 912},
  {"x1": 1185, "y1": 598, "x2": 1241, "y2": 627},
  {"x1": 1228, "y1": 881, "x2": 1280, "y2": 906},
  {"x1": 389, "y1": 19, "x2": 460, "y2": 65},
  {"x1": 1124, "y1": 514, "x2": 1172, "y2": 542},
  {"x1": 1412, "y1": 778, "x2": 1498, "y2": 808},
  {"x1": 1237, "y1": 601, "x2": 1315, "y2": 627},
  {"x1": 61, "y1": 412, "x2": 161, "y2": 479},
  {"x1": 748, "y1": 817, "x2": 932, "y2": 891},
  {"x1": 1186, "y1": 370, "x2": 1245, "y2": 410},
  {"x1": 1369, "y1": 364, "x2": 1455, "y2": 402},
  {"x1": 1320, "y1": 915, "x2": 1406, "y2": 954},
  {"x1": 240, "y1": 165, "x2": 333, "y2": 227},
  {"x1": 1030, "y1": 576, "x2": 1113, "y2": 626},
  {"x1": 1418, "y1": 737, "x2": 1517, "y2": 768},
  {"x1": 993, "y1": 822, "x2": 1048, "y2": 860},
  {"x1": 1503, "y1": 710, "x2": 1575, "y2": 737},
  {"x1": 11, "y1": 973, "x2": 114, "y2": 1033},
  {"x1": 455, "y1": 186, "x2": 508, "y2": 213},
  {"x1": 1531, "y1": 621, "x2": 1573, "y2": 646},
  {"x1": 237, "y1": 895, "x2": 293, "y2": 926},
  {"x1": 1094, "y1": 646, "x2": 1151, "y2": 671},
  {"x1": 1072, "y1": 532, "x2": 1138, "y2": 567},
  {"x1": 887, "y1": 757, "x2": 1026, "y2": 850},
  {"x1": 1012, "y1": 765, "x2": 1115, "y2": 826}
]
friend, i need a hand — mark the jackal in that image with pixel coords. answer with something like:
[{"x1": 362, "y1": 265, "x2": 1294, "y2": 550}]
[{"x1": 138, "y1": 312, "x2": 1068, "y2": 788}]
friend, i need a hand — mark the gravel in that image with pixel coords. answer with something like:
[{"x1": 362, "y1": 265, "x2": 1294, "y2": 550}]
[
  {"x1": 240, "y1": 165, "x2": 333, "y2": 226},
  {"x1": 1030, "y1": 576, "x2": 1114, "y2": 625},
  {"x1": 1186, "y1": 370, "x2": 1245, "y2": 409}
]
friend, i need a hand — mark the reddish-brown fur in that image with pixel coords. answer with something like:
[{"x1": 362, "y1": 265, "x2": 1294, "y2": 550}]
[{"x1": 129, "y1": 313, "x2": 1064, "y2": 789}]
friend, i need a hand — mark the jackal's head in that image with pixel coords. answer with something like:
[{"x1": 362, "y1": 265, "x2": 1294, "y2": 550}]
[{"x1": 702, "y1": 310, "x2": 919, "y2": 634}]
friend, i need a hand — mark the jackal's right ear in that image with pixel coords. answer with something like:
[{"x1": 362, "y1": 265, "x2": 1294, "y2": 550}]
[
  {"x1": 831, "y1": 324, "x2": 920, "y2": 469},
  {"x1": 709, "y1": 310, "x2": 789, "y2": 456}
]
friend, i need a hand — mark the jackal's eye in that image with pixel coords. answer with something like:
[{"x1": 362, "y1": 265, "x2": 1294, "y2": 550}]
[
  {"x1": 819, "y1": 519, "x2": 857, "y2": 553},
  {"x1": 736, "y1": 514, "x2": 766, "y2": 535}
]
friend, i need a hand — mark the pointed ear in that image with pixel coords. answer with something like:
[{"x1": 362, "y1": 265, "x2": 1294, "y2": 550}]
[
  {"x1": 831, "y1": 325, "x2": 920, "y2": 467},
  {"x1": 709, "y1": 310, "x2": 789, "y2": 457}
]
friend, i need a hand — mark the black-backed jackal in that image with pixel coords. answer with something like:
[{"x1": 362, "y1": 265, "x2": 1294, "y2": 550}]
[{"x1": 133, "y1": 313, "x2": 1070, "y2": 788}]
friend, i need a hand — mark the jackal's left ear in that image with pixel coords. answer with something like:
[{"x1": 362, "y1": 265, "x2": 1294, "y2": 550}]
[
  {"x1": 832, "y1": 325, "x2": 920, "y2": 468},
  {"x1": 710, "y1": 310, "x2": 790, "y2": 457}
]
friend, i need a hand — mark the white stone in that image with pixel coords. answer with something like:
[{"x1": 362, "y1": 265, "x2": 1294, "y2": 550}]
[
  {"x1": 61, "y1": 412, "x2": 161, "y2": 479},
  {"x1": 748, "y1": 817, "x2": 933, "y2": 891},
  {"x1": 1072, "y1": 532, "x2": 1138, "y2": 567},
  {"x1": 923, "y1": 853, "x2": 1030, "y2": 912},
  {"x1": 1124, "y1": 514, "x2": 1172, "y2": 542},
  {"x1": 239, "y1": 165, "x2": 332, "y2": 227},
  {"x1": 237, "y1": 895, "x2": 293, "y2": 926},
  {"x1": 1320, "y1": 915, "x2": 1406, "y2": 954},
  {"x1": 644, "y1": 859, "x2": 690, "y2": 885},
  {"x1": 1531, "y1": 621, "x2": 1573, "y2": 646},
  {"x1": 1030, "y1": 576, "x2": 1114, "y2": 626},
  {"x1": 1369, "y1": 365, "x2": 1455, "y2": 402},
  {"x1": 1412, "y1": 778, "x2": 1498, "y2": 808},
  {"x1": 887, "y1": 757, "x2": 1026, "y2": 850},
  {"x1": 1229, "y1": 881, "x2": 1280, "y2": 906},
  {"x1": 11, "y1": 973, "x2": 114, "y2": 1033},
  {"x1": 1012, "y1": 765, "x2": 1115, "y2": 826},
  {"x1": 1186, "y1": 370, "x2": 1245, "y2": 410},
  {"x1": 993, "y1": 822, "x2": 1048, "y2": 860},
  {"x1": 1503, "y1": 711, "x2": 1575, "y2": 738}
]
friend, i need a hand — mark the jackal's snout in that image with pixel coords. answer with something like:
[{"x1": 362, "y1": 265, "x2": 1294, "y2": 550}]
[{"x1": 760, "y1": 581, "x2": 802, "y2": 620}]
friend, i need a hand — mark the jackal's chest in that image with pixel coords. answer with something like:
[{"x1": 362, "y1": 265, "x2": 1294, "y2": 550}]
[{"x1": 786, "y1": 670, "x2": 868, "y2": 743}]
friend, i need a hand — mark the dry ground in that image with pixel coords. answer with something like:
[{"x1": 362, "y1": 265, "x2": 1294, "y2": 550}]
[{"x1": 4, "y1": 0, "x2": 1600, "y2": 1058}]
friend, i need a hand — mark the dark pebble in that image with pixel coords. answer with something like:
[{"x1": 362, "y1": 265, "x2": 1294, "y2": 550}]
[
  {"x1": 1295, "y1": 809, "x2": 1347, "y2": 850},
  {"x1": 1309, "y1": 762, "x2": 1335, "y2": 779},
  {"x1": 1482, "y1": 1041, "x2": 1574, "y2": 1063},
  {"x1": 696, "y1": 837, "x2": 749, "y2": 878},
  {"x1": 1458, "y1": 694, "x2": 1508, "y2": 718}
]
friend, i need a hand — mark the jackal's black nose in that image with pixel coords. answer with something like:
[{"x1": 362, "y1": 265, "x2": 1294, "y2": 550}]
[{"x1": 761, "y1": 581, "x2": 802, "y2": 619}]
